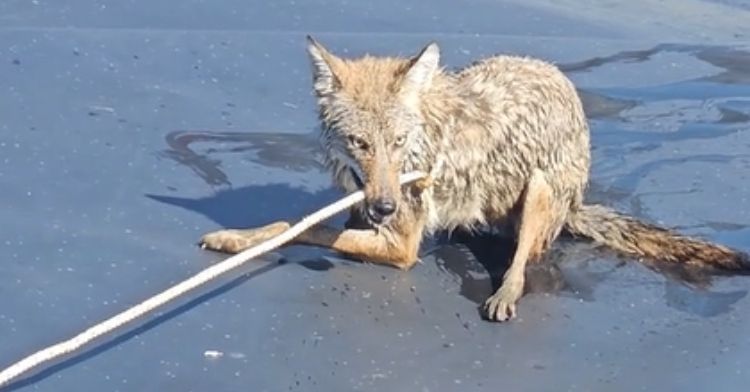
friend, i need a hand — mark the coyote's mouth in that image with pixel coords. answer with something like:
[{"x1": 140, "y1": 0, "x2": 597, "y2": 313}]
[{"x1": 347, "y1": 167, "x2": 396, "y2": 226}]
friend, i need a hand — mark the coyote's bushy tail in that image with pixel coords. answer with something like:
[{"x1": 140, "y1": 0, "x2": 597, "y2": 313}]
[{"x1": 565, "y1": 204, "x2": 750, "y2": 272}]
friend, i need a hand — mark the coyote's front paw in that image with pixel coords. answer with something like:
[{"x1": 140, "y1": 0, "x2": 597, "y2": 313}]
[
  {"x1": 482, "y1": 278, "x2": 524, "y2": 322},
  {"x1": 199, "y1": 222, "x2": 291, "y2": 254},
  {"x1": 200, "y1": 230, "x2": 251, "y2": 254}
]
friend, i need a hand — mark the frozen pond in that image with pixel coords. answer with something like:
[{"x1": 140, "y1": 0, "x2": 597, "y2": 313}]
[{"x1": 1, "y1": 1, "x2": 749, "y2": 391}]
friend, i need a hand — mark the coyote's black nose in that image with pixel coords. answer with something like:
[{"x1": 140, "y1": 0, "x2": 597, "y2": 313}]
[{"x1": 367, "y1": 198, "x2": 397, "y2": 223}]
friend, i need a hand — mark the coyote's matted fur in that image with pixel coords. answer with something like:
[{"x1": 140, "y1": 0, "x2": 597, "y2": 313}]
[{"x1": 201, "y1": 37, "x2": 749, "y2": 321}]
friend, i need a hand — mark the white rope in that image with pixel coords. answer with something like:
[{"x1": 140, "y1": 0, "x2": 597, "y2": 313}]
[{"x1": 0, "y1": 171, "x2": 428, "y2": 388}]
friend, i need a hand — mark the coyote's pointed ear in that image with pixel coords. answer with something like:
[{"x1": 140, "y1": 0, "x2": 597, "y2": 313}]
[
  {"x1": 307, "y1": 36, "x2": 342, "y2": 96},
  {"x1": 402, "y1": 42, "x2": 440, "y2": 94}
]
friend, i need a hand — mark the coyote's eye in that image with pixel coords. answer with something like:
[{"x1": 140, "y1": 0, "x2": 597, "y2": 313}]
[
  {"x1": 348, "y1": 135, "x2": 368, "y2": 150},
  {"x1": 394, "y1": 135, "x2": 406, "y2": 147}
]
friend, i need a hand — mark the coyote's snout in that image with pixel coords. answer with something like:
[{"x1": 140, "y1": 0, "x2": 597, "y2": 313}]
[
  {"x1": 341, "y1": 130, "x2": 403, "y2": 225},
  {"x1": 200, "y1": 36, "x2": 749, "y2": 322}
]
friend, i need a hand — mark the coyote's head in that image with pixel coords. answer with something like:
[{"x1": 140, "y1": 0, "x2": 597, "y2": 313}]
[{"x1": 306, "y1": 36, "x2": 440, "y2": 225}]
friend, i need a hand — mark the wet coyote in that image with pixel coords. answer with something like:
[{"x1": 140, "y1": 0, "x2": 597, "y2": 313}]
[{"x1": 201, "y1": 37, "x2": 748, "y2": 321}]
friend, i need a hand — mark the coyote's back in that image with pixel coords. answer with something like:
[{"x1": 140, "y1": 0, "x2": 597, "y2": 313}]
[{"x1": 418, "y1": 55, "x2": 591, "y2": 235}]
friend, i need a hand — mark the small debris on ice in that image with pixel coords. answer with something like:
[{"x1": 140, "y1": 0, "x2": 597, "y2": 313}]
[{"x1": 203, "y1": 350, "x2": 224, "y2": 359}]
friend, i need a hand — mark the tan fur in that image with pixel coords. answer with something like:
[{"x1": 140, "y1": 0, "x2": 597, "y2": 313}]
[
  {"x1": 326, "y1": 57, "x2": 411, "y2": 109},
  {"x1": 200, "y1": 37, "x2": 749, "y2": 322},
  {"x1": 484, "y1": 169, "x2": 560, "y2": 321}
]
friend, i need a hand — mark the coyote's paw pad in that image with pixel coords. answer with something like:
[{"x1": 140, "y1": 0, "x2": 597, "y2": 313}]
[{"x1": 482, "y1": 279, "x2": 524, "y2": 322}]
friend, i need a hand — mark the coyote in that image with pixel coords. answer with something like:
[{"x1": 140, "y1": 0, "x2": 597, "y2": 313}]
[{"x1": 201, "y1": 37, "x2": 749, "y2": 321}]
